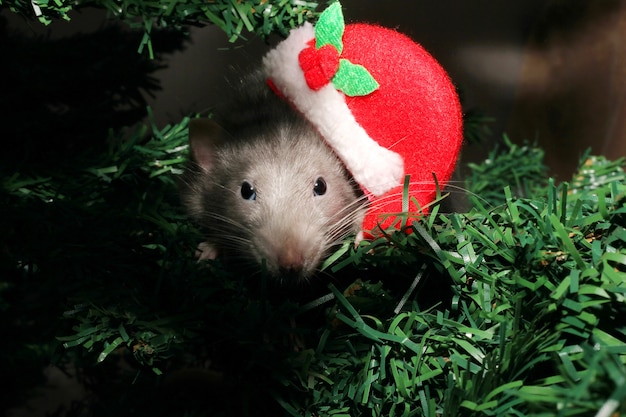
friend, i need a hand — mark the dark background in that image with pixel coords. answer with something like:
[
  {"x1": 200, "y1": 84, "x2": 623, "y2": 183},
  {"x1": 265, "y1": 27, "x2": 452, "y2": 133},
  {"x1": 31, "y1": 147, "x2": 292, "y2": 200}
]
[{"x1": 5, "y1": 0, "x2": 626, "y2": 179}]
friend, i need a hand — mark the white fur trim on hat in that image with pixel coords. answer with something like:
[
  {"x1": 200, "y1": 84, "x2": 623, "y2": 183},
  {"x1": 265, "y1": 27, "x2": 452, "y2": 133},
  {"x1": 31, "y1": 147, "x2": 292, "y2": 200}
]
[{"x1": 262, "y1": 23, "x2": 404, "y2": 197}]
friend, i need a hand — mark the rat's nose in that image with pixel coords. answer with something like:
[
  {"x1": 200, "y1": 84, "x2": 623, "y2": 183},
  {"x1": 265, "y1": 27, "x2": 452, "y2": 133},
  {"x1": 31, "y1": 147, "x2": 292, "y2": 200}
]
[{"x1": 277, "y1": 247, "x2": 305, "y2": 275}]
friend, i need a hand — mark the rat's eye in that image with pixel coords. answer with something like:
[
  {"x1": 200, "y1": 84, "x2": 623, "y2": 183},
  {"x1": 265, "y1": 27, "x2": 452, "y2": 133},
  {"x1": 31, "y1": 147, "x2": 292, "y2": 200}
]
[
  {"x1": 313, "y1": 177, "x2": 327, "y2": 196},
  {"x1": 241, "y1": 181, "x2": 257, "y2": 200}
]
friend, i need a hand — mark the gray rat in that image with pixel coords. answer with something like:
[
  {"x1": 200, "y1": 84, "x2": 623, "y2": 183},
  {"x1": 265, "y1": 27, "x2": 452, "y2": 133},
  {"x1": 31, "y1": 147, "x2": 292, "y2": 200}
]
[{"x1": 180, "y1": 71, "x2": 366, "y2": 282}]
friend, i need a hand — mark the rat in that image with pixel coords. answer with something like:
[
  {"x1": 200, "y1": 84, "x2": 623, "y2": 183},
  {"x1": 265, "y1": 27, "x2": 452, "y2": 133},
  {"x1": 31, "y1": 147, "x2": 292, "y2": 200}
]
[{"x1": 180, "y1": 71, "x2": 366, "y2": 282}]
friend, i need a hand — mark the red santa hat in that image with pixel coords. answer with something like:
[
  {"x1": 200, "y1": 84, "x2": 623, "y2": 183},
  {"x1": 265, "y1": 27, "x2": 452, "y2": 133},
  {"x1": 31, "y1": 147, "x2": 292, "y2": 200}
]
[{"x1": 262, "y1": 2, "x2": 463, "y2": 234}]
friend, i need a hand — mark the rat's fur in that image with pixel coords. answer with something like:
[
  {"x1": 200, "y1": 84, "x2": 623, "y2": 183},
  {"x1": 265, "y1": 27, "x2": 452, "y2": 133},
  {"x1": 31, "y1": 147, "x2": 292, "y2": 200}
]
[{"x1": 180, "y1": 72, "x2": 365, "y2": 281}]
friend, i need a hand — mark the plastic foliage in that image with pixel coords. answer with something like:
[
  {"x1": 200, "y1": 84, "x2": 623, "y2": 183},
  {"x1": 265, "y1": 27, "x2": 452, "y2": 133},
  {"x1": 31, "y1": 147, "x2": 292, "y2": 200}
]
[
  {"x1": 4, "y1": 103, "x2": 626, "y2": 415},
  {"x1": 288, "y1": 149, "x2": 626, "y2": 417},
  {"x1": 0, "y1": 0, "x2": 322, "y2": 56}
]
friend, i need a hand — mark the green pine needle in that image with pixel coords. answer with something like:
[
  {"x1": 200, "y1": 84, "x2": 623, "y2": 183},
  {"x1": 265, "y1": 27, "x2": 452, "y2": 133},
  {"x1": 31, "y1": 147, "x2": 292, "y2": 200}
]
[
  {"x1": 0, "y1": 0, "x2": 322, "y2": 55},
  {"x1": 3, "y1": 108, "x2": 626, "y2": 415}
]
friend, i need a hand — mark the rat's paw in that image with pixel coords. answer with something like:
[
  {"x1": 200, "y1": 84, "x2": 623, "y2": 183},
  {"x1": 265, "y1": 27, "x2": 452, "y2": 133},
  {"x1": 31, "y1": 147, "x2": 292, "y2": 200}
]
[{"x1": 195, "y1": 242, "x2": 218, "y2": 262}]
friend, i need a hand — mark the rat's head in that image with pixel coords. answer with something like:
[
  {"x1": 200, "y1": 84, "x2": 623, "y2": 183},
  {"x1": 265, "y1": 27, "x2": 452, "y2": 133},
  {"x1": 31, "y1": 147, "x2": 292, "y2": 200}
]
[{"x1": 182, "y1": 116, "x2": 365, "y2": 282}]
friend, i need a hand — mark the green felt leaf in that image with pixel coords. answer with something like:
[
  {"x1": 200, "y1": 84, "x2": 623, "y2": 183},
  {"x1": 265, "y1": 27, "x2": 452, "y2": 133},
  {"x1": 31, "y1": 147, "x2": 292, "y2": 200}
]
[
  {"x1": 333, "y1": 59, "x2": 379, "y2": 96},
  {"x1": 315, "y1": 1, "x2": 344, "y2": 53}
]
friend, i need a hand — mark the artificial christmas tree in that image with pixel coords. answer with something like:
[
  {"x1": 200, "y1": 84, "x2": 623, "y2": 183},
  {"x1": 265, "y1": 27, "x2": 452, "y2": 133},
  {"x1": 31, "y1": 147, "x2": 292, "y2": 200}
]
[{"x1": 2, "y1": 1, "x2": 626, "y2": 416}]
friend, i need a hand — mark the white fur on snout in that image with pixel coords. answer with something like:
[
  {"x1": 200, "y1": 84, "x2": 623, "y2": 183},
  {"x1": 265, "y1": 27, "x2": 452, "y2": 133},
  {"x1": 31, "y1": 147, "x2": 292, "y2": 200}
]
[{"x1": 253, "y1": 224, "x2": 324, "y2": 278}]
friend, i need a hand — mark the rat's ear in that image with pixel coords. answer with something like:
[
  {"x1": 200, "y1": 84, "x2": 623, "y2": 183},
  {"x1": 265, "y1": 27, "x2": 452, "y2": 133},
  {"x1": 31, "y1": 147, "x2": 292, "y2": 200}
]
[{"x1": 188, "y1": 118, "x2": 223, "y2": 172}]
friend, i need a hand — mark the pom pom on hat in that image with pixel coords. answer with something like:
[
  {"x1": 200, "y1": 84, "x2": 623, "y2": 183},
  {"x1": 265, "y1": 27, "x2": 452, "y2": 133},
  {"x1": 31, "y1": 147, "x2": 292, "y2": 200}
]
[{"x1": 263, "y1": 2, "x2": 463, "y2": 234}]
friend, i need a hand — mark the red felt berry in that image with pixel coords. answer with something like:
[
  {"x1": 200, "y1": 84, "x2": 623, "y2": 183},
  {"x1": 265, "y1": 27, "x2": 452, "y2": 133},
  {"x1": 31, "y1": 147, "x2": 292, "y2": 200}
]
[{"x1": 298, "y1": 43, "x2": 340, "y2": 91}]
